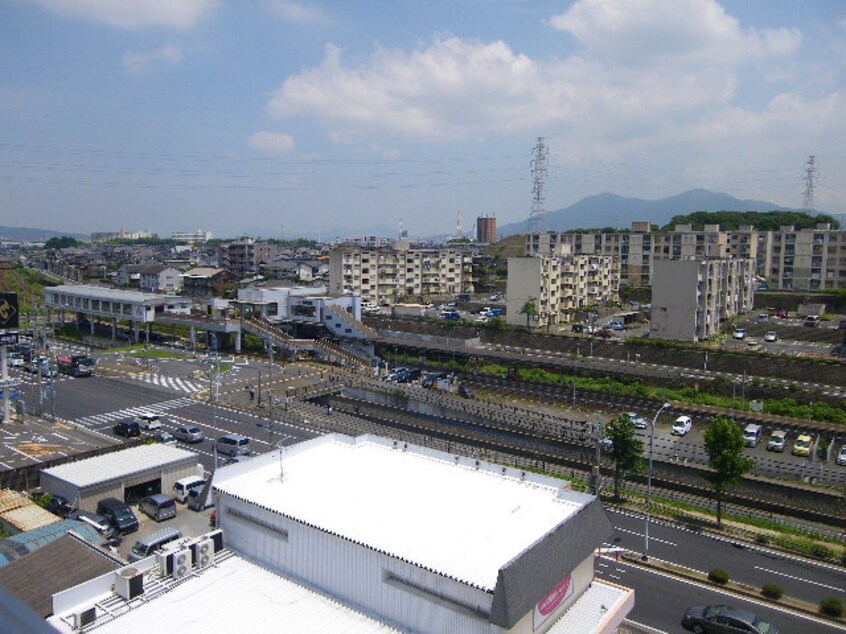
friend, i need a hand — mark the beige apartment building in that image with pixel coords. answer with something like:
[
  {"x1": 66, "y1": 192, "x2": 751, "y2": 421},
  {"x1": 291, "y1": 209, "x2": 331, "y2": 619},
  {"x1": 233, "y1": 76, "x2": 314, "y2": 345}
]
[
  {"x1": 527, "y1": 221, "x2": 846, "y2": 291},
  {"x1": 328, "y1": 243, "x2": 475, "y2": 305},
  {"x1": 506, "y1": 255, "x2": 619, "y2": 328},
  {"x1": 650, "y1": 258, "x2": 756, "y2": 342}
]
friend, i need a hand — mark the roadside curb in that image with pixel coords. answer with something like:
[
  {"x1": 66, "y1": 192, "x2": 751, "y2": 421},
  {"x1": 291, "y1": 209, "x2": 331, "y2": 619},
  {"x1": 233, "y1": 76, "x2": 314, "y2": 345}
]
[{"x1": 620, "y1": 552, "x2": 846, "y2": 625}]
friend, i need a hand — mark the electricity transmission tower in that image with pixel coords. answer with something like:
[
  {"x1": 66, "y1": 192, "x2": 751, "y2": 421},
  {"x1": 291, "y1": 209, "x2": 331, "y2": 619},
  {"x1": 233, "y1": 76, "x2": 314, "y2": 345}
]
[
  {"x1": 802, "y1": 155, "x2": 817, "y2": 212},
  {"x1": 528, "y1": 137, "x2": 549, "y2": 233}
]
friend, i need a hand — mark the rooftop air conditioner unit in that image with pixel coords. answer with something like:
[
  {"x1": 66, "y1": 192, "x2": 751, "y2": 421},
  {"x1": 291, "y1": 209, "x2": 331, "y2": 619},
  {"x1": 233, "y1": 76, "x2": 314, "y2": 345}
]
[
  {"x1": 191, "y1": 538, "x2": 214, "y2": 569},
  {"x1": 114, "y1": 567, "x2": 143, "y2": 600},
  {"x1": 74, "y1": 607, "x2": 96, "y2": 628},
  {"x1": 168, "y1": 548, "x2": 192, "y2": 580}
]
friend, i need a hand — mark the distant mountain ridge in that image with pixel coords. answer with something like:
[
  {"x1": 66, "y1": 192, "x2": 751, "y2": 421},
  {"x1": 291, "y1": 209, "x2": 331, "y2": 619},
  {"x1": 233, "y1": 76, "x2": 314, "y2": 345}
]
[
  {"x1": 498, "y1": 189, "x2": 796, "y2": 236},
  {"x1": 0, "y1": 225, "x2": 88, "y2": 242}
]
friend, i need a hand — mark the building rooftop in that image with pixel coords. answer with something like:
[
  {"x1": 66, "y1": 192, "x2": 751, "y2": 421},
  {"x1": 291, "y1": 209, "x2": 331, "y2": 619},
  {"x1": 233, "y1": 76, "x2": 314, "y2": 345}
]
[
  {"x1": 213, "y1": 434, "x2": 591, "y2": 591},
  {"x1": 48, "y1": 284, "x2": 186, "y2": 304},
  {"x1": 49, "y1": 551, "x2": 403, "y2": 634},
  {"x1": 41, "y1": 445, "x2": 197, "y2": 489},
  {"x1": 0, "y1": 521, "x2": 102, "y2": 568}
]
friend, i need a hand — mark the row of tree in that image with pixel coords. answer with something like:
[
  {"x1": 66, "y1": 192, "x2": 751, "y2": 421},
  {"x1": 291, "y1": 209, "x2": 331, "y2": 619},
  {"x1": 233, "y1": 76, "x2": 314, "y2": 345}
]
[{"x1": 605, "y1": 415, "x2": 753, "y2": 526}]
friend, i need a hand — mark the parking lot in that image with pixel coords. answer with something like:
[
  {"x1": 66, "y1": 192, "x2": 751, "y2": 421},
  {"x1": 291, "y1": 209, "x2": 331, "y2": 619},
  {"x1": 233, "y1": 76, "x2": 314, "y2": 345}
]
[{"x1": 0, "y1": 415, "x2": 119, "y2": 470}]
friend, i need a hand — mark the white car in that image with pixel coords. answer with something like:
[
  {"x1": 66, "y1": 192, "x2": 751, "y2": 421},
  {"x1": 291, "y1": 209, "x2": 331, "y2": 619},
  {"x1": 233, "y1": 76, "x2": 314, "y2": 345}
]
[
  {"x1": 134, "y1": 413, "x2": 162, "y2": 430},
  {"x1": 672, "y1": 415, "x2": 693, "y2": 436},
  {"x1": 763, "y1": 331, "x2": 778, "y2": 342},
  {"x1": 7, "y1": 352, "x2": 24, "y2": 367},
  {"x1": 836, "y1": 445, "x2": 846, "y2": 466},
  {"x1": 624, "y1": 412, "x2": 648, "y2": 429},
  {"x1": 732, "y1": 328, "x2": 747, "y2": 340}
]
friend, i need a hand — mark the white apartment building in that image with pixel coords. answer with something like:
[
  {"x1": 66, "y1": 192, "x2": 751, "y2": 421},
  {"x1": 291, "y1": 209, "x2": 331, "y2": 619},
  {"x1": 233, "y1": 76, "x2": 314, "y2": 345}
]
[
  {"x1": 328, "y1": 243, "x2": 475, "y2": 305},
  {"x1": 527, "y1": 221, "x2": 846, "y2": 291},
  {"x1": 506, "y1": 255, "x2": 619, "y2": 328},
  {"x1": 650, "y1": 258, "x2": 755, "y2": 342},
  {"x1": 171, "y1": 229, "x2": 213, "y2": 243}
]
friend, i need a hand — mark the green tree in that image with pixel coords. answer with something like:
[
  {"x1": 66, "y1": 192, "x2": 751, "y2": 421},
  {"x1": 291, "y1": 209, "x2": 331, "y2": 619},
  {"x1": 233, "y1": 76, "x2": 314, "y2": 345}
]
[
  {"x1": 518, "y1": 298, "x2": 537, "y2": 328},
  {"x1": 703, "y1": 416, "x2": 755, "y2": 526},
  {"x1": 604, "y1": 415, "x2": 645, "y2": 501},
  {"x1": 43, "y1": 236, "x2": 80, "y2": 250}
]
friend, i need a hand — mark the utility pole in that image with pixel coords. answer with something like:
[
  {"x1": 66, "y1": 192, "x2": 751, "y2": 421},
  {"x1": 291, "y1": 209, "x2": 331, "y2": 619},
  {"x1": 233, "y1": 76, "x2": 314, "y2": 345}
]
[{"x1": 528, "y1": 137, "x2": 549, "y2": 233}]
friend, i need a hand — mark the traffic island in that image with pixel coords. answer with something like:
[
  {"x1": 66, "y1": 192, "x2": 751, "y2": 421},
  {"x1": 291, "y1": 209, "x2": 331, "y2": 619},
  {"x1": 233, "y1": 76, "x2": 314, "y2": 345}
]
[{"x1": 620, "y1": 551, "x2": 845, "y2": 625}]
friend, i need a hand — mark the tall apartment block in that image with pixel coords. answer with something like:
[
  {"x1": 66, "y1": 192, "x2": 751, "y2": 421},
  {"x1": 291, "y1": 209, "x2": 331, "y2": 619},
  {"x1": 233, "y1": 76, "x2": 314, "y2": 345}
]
[
  {"x1": 650, "y1": 258, "x2": 756, "y2": 341},
  {"x1": 328, "y1": 243, "x2": 475, "y2": 305},
  {"x1": 506, "y1": 254, "x2": 620, "y2": 328},
  {"x1": 218, "y1": 239, "x2": 279, "y2": 276},
  {"x1": 475, "y1": 215, "x2": 498, "y2": 244},
  {"x1": 527, "y1": 221, "x2": 846, "y2": 291}
]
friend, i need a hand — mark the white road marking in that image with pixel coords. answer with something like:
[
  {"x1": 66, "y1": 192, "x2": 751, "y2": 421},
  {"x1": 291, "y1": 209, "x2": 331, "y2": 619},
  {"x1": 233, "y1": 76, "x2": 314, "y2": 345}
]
[
  {"x1": 614, "y1": 526, "x2": 677, "y2": 547},
  {"x1": 754, "y1": 566, "x2": 845, "y2": 592}
]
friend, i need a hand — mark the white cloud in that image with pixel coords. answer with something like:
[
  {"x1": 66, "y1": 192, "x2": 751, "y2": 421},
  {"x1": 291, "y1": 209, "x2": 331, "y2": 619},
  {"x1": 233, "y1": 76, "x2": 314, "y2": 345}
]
[
  {"x1": 249, "y1": 131, "x2": 296, "y2": 155},
  {"x1": 122, "y1": 43, "x2": 183, "y2": 72},
  {"x1": 28, "y1": 0, "x2": 217, "y2": 29},
  {"x1": 267, "y1": 0, "x2": 331, "y2": 25}
]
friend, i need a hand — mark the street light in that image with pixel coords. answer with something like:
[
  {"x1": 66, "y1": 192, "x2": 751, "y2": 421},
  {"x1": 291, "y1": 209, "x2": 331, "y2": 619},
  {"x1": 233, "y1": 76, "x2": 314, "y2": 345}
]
[{"x1": 643, "y1": 402, "x2": 671, "y2": 561}]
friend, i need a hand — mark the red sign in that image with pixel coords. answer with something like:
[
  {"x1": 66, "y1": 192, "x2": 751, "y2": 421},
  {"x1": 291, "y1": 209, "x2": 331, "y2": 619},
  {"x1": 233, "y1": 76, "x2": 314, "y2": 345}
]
[{"x1": 538, "y1": 575, "x2": 572, "y2": 616}]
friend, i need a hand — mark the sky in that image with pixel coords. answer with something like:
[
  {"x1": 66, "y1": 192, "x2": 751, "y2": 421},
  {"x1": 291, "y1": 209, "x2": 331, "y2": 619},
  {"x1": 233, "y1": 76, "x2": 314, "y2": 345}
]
[{"x1": 1, "y1": 0, "x2": 845, "y2": 240}]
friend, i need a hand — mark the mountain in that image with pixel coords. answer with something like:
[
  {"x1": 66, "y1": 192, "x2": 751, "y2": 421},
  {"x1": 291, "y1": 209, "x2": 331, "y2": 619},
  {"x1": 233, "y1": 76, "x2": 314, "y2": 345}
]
[
  {"x1": 0, "y1": 225, "x2": 88, "y2": 242},
  {"x1": 498, "y1": 189, "x2": 791, "y2": 236}
]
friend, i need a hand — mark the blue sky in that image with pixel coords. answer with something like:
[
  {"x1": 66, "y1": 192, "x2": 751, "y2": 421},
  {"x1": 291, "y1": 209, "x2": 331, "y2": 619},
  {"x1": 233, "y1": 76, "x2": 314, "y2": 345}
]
[{"x1": 2, "y1": 0, "x2": 845, "y2": 239}]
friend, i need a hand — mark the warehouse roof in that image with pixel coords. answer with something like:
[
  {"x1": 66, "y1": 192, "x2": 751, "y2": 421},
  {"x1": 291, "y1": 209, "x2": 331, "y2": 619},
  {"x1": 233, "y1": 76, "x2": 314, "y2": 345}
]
[
  {"x1": 214, "y1": 434, "x2": 594, "y2": 592},
  {"x1": 47, "y1": 285, "x2": 186, "y2": 305},
  {"x1": 49, "y1": 552, "x2": 403, "y2": 633},
  {"x1": 40, "y1": 445, "x2": 197, "y2": 489}
]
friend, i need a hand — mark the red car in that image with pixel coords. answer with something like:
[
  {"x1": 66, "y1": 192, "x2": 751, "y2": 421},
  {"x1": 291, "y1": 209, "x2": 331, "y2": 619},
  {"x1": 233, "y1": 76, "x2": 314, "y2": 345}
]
[{"x1": 776, "y1": 308, "x2": 789, "y2": 318}]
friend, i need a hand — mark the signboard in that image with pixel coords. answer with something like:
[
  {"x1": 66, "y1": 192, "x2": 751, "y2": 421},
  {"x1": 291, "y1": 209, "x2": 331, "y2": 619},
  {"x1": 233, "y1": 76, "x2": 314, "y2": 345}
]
[
  {"x1": 0, "y1": 293, "x2": 19, "y2": 330},
  {"x1": 0, "y1": 388, "x2": 21, "y2": 399},
  {"x1": 533, "y1": 574, "x2": 575, "y2": 630},
  {"x1": 0, "y1": 332, "x2": 19, "y2": 346}
]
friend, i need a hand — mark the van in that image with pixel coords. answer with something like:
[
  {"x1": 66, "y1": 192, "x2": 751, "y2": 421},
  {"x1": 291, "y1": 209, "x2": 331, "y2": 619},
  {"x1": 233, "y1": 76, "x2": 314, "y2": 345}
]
[
  {"x1": 173, "y1": 476, "x2": 206, "y2": 504},
  {"x1": 743, "y1": 424, "x2": 763, "y2": 448},
  {"x1": 139, "y1": 494, "x2": 177, "y2": 522},
  {"x1": 804, "y1": 315, "x2": 820, "y2": 327},
  {"x1": 127, "y1": 527, "x2": 182, "y2": 563},
  {"x1": 96, "y1": 497, "x2": 139, "y2": 535},
  {"x1": 216, "y1": 434, "x2": 251, "y2": 457}
]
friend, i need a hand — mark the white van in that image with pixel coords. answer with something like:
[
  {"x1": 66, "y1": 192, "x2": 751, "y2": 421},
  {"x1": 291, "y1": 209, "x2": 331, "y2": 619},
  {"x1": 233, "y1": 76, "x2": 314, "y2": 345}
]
[
  {"x1": 128, "y1": 527, "x2": 182, "y2": 563},
  {"x1": 173, "y1": 476, "x2": 206, "y2": 504},
  {"x1": 743, "y1": 423, "x2": 763, "y2": 448},
  {"x1": 216, "y1": 434, "x2": 251, "y2": 457}
]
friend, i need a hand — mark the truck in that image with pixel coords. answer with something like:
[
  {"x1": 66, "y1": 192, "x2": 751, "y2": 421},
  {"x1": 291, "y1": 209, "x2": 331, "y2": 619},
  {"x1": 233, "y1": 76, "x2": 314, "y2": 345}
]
[{"x1": 57, "y1": 354, "x2": 97, "y2": 377}]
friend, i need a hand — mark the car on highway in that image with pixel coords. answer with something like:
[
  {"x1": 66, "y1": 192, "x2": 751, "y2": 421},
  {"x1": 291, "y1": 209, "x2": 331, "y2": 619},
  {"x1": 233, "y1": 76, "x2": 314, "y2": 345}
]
[
  {"x1": 113, "y1": 420, "x2": 141, "y2": 438},
  {"x1": 133, "y1": 412, "x2": 162, "y2": 430},
  {"x1": 682, "y1": 604, "x2": 779, "y2": 634},
  {"x1": 623, "y1": 412, "x2": 647, "y2": 429},
  {"x1": 386, "y1": 367, "x2": 409, "y2": 381},
  {"x1": 7, "y1": 352, "x2": 24, "y2": 367},
  {"x1": 763, "y1": 331, "x2": 778, "y2": 342},
  {"x1": 746, "y1": 339, "x2": 761, "y2": 351},
  {"x1": 835, "y1": 444, "x2": 846, "y2": 466},
  {"x1": 803, "y1": 315, "x2": 820, "y2": 327},
  {"x1": 174, "y1": 425, "x2": 204, "y2": 443},
  {"x1": 595, "y1": 328, "x2": 613, "y2": 338},
  {"x1": 732, "y1": 328, "x2": 747, "y2": 340},
  {"x1": 776, "y1": 308, "x2": 789, "y2": 318},
  {"x1": 606, "y1": 321, "x2": 625, "y2": 331},
  {"x1": 155, "y1": 431, "x2": 177, "y2": 446},
  {"x1": 766, "y1": 430, "x2": 788, "y2": 452},
  {"x1": 791, "y1": 434, "x2": 813, "y2": 457},
  {"x1": 672, "y1": 415, "x2": 693, "y2": 436}
]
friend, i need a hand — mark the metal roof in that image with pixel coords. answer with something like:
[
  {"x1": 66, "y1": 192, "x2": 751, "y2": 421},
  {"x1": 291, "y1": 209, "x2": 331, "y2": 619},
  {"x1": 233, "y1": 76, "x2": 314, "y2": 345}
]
[
  {"x1": 0, "y1": 506, "x2": 59, "y2": 533},
  {"x1": 49, "y1": 285, "x2": 187, "y2": 305},
  {"x1": 214, "y1": 434, "x2": 589, "y2": 592},
  {"x1": 0, "y1": 521, "x2": 102, "y2": 569},
  {"x1": 49, "y1": 553, "x2": 403, "y2": 633},
  {"x1": 41, "y1": 445, "x2": 197, "y2": 489}
]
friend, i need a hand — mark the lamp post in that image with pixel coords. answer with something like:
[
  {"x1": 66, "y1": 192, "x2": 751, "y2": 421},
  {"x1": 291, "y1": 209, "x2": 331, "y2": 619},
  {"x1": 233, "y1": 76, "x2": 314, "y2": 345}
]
[{"x1": 643, "y1": 402, "x2": 671, "y2": 561}]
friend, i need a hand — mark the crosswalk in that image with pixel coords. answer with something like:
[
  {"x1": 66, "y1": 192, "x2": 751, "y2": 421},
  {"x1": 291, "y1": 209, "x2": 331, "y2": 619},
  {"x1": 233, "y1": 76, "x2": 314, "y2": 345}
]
[
  {"x1": 130, "y1": 373, "x2": 205, "y2": 394},
  {"x1": 72, "y1": 397, "x2": 196, "y2": 429}
]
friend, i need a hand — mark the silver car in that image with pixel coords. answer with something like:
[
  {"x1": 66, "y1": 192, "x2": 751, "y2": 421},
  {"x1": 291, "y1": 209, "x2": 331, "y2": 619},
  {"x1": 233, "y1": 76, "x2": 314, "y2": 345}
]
[{"x1": 173, "y1": 425, "x2": 204, "y2": 443}]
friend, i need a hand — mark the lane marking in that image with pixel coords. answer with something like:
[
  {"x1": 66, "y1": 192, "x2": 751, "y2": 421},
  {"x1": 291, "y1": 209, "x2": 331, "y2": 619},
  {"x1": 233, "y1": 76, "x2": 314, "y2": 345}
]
[
  {"x1": 754, "y1": 566, "x2": 845, "y2": 592},
  {"x1": 615, "y1": 526, "x2": 677, "y2": 547}
]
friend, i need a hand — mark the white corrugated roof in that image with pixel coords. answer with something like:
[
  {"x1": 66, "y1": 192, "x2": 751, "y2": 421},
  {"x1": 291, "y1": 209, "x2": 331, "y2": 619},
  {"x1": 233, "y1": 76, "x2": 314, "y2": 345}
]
[
  {"x1": 214, "y1": 435, "x2": 587, "y2": 591},
  {"x1": 1, "y1": 505, "x2": 60, "y2": 532},
  {"x1": 50, "y1": 284, "x2": 186, "y2": 304},
  {"x1": 41, "y1": 445, "x2": 197, "y2": 488},
  {"x1": 49, "y1": 555, "x2": 403, "y2": 634}
]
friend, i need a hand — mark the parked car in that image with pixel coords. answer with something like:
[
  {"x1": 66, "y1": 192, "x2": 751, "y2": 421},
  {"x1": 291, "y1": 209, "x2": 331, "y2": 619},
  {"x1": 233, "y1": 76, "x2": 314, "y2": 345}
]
[
  {"x1": 766, "y1": 430, "x2": 788, "y2": 452},
  {"x1": 45, "y1": 494, "x2": 74, "y2": 518},
  {"x1": 595, "y1": 328, "x2": 613, "y2": 339},
  {"x1": 624, "y1": 412, "x2": 647, "y2": 429},
  {"x1": 746, "y1": 339, "x2": 761, "y2": 351},
  {"x1": 139, "y1": 494, "x2": 177, "y2": 522},
  {"x1": 836, "y1": 445, "x2": 846, "y2": 466},
  {"x1": 607, "y1": 321, "x2": 625, "y2": 331},
  {"x1": 440, "y1": 310, "x2": 460, "y2": 321},
  {"x1": 134, "y1": 412, "x2": 162, "y2": 430},
  {"x1": 571, "y1": 323, "x2": 586, "y2": 333},
  {"x1": 776, "y1": 308, "x2": 789, "y2": 318},
  {"x1": 394, "y1": 368, "x2": 422, "y2": 383},
  {"x1": 113, "y1": 420, "x2": 141, "y2": 438},
  {"x1": 67, "y1": 510, "x2": 116, "y2": 541},
  {"x1": 174, "y1": 425, "x2": 204, "y2": 443},
  {"x1": 672, "y1": 415, "x2": 693, "y2": 436},
  {"x1": 763, "y1": 331, "x2": 778, "y2": 342},
  {"x1": 96, "y1": 497, "x2": 139, "y2": 534},
  {"x1": 386, "y1": 367, "x2": 409, "y2": 381},
  {"x1": 155, "y1": 431, "x2": 177, "y2": 446},
  {"x1": 422, "y1": 372, "x2": 448, "y2": 388},
  {"x1": 173, "y1": 476, "x2": 206, "y2": 504},
  {"x1": 732, "y1": 328, "x2": 747, "y2": 340},
  {"x1": 742, "y1": 424, "x2": 763, "y2": 448},
  {"x1": 803, "y1": 315, "x2": 820, "y2": 327},
  {"x1": 682, "y1": 604, "x2": 779, "y2": 634},
  {"x1": 7, "y1": 352, "x2": 23, "y2": 367},
  {"x1": 757, "y1": 313, "x2": 770, "y2": 323},
  {"x1": 791, "y1": 434, "x2": 813, "y2": 457}
]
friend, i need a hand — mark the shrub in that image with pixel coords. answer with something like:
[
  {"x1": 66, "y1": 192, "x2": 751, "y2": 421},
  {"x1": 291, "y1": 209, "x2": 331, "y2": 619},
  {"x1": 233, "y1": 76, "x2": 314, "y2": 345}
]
[
  {"x1": 754, "y1": 534, "x2": 769, "y2": 545},
  {"x1": 708, "y1": 569, "x2": 730, "y2": 585},
  {"x1": 811, "y1": 544, "x2": 834, "y2": 560},
  {"x1": 761, "y1": 584, "x2": 783, "y2": 600},
  {"x1": 820, "y1": 597, "x2": 844, "y2": 618}
]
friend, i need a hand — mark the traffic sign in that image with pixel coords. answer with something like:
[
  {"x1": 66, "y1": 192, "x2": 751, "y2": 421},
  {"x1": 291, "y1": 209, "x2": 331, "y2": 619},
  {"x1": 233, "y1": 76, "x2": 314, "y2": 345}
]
[{"x1": 0, "y1": 388, "x2": 21, "y2": 399}]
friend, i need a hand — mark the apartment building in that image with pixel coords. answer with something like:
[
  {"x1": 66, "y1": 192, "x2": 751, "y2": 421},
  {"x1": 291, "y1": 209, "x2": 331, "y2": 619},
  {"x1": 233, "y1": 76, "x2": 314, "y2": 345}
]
[
  {"x1": 217, "y1": 240, "x2": 279, "y2": 276},
  {"x1": 328, "y1": 243, "x2": 475, "y2": 305},
  {"x1": 506, "y1": 255, "x2": 619, "y2": 328},
  {"x1": 171, "y1": 229, "x2": 213, "y2": 243},
  {"x1": 476, "y1": 215, "x2": 498, "y2": 244},
  {"x1": 650, "y1": 258, "x2": 755, "y2": 342},
  {"x1": 527, "y1": 221, "x2": 846, "y2": 291}
]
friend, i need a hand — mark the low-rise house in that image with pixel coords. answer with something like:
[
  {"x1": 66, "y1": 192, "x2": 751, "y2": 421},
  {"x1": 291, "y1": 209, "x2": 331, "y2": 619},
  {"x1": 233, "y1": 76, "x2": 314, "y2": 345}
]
[{"x1": 180, "y1": 267, "x2": 237, "y2": 297}]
